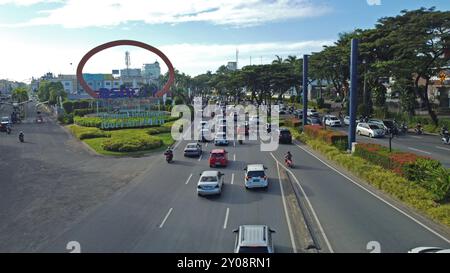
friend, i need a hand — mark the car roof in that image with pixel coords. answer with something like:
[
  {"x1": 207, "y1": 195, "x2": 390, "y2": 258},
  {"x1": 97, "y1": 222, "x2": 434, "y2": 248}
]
[
  {"x1": 246, "y1": 164, "x2": 265, "y2": 171},
  {"x1": 238, "y1": 225, "x2": 269, "y2": 246},
  {"x1": 279, "y1": 128, "x2": 290, "y2": 132},
  {"x1": 201, "y1": 170, "x2": 220, "y2": 177},
  {"x1": 211, "y1": 149, "x2": 226, "y2": 154},
  {"x1": 186, "y1": 143, "x2": 198, "y2": 146}
]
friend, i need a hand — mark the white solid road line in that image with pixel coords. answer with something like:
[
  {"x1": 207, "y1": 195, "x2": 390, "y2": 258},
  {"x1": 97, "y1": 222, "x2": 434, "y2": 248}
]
[
  {"x1": 275, "y1": 161, "x2": 298, "y2": 253},
  {"x1": 231, "y1": 173, "x2": 234, "y2": 185},
  {"x1": 198, "y1": 154, "x2": 203, "y2": 161},
  {"x1": 435, "y1": 146, "x2": 450, "y2": 152},
  {"x1": 223, "y1": 208, "x2": 230, "y2": 229},
  {"x1": 185, "y1": 173, "x2": 193, "y2": 185},
  {"x1": 272, "y1": 153, "x2": 334, "y2": 253},
  {"x1": 233, "y1": 154, "x2": 236, "y2": 161},
  {"x1": 294, "y1": 143, "x2": 450, "y2": 244},
  {"x1": 408, "y1": 147, "x2": 432, "y2": 155},
  {"x1": 159, "y1": 208, "x2": 173, "y2": 228}
]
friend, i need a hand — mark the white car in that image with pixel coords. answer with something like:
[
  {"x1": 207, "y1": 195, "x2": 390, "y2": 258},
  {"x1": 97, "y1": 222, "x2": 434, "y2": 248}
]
[
  {"x1": 408, "y1": 247, "x2": 450, "y2": 253},
  {"x1": 324, "y1": 115, "x2": 342, "y2": 127},
  {"x1": 368, "y1": 119, "x2": 388, "y2": 132},
  {"x1": 356, "y1": 122, "x2": 385, "y2": 138},
  {"x1": 244, "y1": 164, "x2": 268, "y2": 189},
  {"x1": 197, "y1": 170, "x2": 224, "y2": 196},
  {"x1": 214, "y1": 131, "x2": 229, "y2": 146},
  {"x1": 307, "y1": 109, "x2": 319, "y2": 117},
  {"x1": 343, "y1": 116, "x2": 350, "y2": 126}
]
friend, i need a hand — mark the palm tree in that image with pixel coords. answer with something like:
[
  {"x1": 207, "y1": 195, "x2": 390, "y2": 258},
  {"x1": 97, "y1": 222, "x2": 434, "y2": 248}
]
[
  {"x1": 284, "y1": 55, "x2": 298, "y2": 65},
  {"x1": 272, "y1": 55, "x2": 283, "y2": 64}
]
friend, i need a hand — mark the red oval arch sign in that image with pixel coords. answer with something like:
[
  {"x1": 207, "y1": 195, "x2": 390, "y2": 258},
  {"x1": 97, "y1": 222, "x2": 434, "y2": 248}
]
[{"x1": 76, "y1": 40, "x2": 175, "y2": 99}]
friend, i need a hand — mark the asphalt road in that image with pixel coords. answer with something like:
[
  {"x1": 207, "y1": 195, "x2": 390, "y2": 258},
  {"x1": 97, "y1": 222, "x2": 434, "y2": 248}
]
[
  {"x1": 1, "y1": 105, "x2": 450, "y2": 252},
  {"x1": 317, "y1": 122, "x2": 450, "y2": 167}
]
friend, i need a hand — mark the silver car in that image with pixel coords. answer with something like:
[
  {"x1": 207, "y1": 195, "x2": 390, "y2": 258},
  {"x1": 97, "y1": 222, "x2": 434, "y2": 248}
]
[
  {"x1": 356, "y1": 122, "x2": 385, "y2": 138},
  {"x1": 233, "y1": 225, "x2": 275, "y2": 253},
  {"x1": 183, "y1": 143, "x2": 202, "y2": 157},
  {"x1": 197, "y1": 171, "x2": 224, "y2": 196}
]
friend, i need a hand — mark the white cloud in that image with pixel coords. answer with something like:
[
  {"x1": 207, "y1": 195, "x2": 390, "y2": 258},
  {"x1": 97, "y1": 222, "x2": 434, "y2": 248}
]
[
  {"x1": 366, "y1": 0, "x2": 381, "y2": 6},
  {"x1": 0, "y1": 40, "x2": 333, "y2": 81},
  {"x1": 0, "y1": 0, "x2": 61, "y2": 6},
  {"x1": 1, "y1": 0, "x2": 332, "y2": 28}
]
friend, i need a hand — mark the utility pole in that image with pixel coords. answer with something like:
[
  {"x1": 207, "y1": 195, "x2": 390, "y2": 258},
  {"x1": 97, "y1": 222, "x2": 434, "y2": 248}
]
[
  {"x1": 348, "y1": 39, "x2": 359, "y2": 152},
  {"x1": 302, "y1": 55, "x2": 309, "y2": 130}
]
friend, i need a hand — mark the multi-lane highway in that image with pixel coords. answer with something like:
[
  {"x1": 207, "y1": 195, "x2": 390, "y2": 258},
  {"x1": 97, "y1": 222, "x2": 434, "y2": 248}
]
[{"x1": 1, "y1": 104, "x2": 450, "y2": 253}]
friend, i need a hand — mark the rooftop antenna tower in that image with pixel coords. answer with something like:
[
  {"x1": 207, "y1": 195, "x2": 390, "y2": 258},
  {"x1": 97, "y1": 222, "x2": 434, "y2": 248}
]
[{"x1": 125, "y1": 51, "x2": 131, "y2": 77}]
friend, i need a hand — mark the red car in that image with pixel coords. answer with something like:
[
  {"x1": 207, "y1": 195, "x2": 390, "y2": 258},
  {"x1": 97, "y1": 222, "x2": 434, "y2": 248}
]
[{"x1": 209, "y1": 149, "x2": 228, "y2": 168}]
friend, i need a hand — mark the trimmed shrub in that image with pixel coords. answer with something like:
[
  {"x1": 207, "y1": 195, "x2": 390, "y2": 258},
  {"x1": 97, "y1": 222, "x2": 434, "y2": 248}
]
[
  {"x1": 101, "y1": 134, "x2": 163, "y2": 152},
  {"x1": 74, "y1": 116, "x2": 102, "y2": 128},
  {"x1": 62, "y1": 100, "x2": 74, "y2": 114},
  {"x1": 354, "y1": 143, "x2": 450, "y2": 201},
  {"x1": 146, "y1": 126, "x2": 171, "y2": 135},
  {"x1": 284, "y1": 117, "x2": 301, "y2": 127},
  {"x1": 68, "y1": 125, "x2": 111, "y2": 140},
  {"x1": 303, "y1": 125, "x2": 348, "y2": 150},
  {"x1": 58, "y1": 113, "x2": 74, "y2": 124}
]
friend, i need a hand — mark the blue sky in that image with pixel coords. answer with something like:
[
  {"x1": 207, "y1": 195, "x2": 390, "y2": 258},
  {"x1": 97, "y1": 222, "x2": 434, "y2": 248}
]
[{"x1": 0, "y1": 0, "x2": 449, "y2": 82}]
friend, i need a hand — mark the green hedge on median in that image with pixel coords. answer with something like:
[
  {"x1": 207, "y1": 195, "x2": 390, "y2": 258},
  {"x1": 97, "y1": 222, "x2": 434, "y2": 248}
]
[
  {"x1": 68, "y1": 125, "x2": 111, "y2": 140},
  {"x1": 102, "y1": 135, "x2": 162, "y2": 152}
]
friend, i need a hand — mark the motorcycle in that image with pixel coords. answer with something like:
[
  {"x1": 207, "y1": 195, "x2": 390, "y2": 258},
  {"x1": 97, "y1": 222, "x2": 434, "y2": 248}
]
[
  {"x1": 399, "y1": 123, "x2": 408, "y2": 134},
  {"x1": 415, "y1": 127, "x2": 423, "y2": 135},
  {"x1": 441, "y1": 130, "x2": 450, "y2": 145},
  {"x1": 238, "y1": 139, "x2": 243, "y2": 144},
  {"x1": 19, "y1": 133, "x2": 24, "y2": 143},
  {"x1": 6, "y1": 127, "x2": 11, "y2": 134},
  {"x1": 164, "y1": 150, "x2": 173, "y2": 163},
  {"x1": 285, "y1": 158, "x2": 293, "y2": 168}
]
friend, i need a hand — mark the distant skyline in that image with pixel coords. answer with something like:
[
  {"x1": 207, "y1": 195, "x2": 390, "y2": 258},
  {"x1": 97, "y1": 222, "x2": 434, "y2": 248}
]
[{"x1": 0, "y1": 0, "x2": 449, "y2": 82}]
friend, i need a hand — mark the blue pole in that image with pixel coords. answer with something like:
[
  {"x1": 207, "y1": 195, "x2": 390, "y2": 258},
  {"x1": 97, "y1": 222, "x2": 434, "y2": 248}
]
[
  {"x1": 348, "y1": 39, "x2": 359, "y2": 151},
  {"x1": 302, "y1": 55, "x2": 308, "y2": 129}
]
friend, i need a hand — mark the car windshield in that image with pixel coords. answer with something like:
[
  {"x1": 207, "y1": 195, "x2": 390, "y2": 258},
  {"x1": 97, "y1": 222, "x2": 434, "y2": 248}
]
[
  {"x1": 186, "y1": 145, "x2": 197, "y2": 149},
  {"x1": 280, "y1": 130, "x2": 291, "y2": 136},
  {"x1": 238, "y1": 247, "x2": 269, "y2": 253},
  {"x1": 200, "y1": 176, "x2": 217, "y2": 182},
  {"x1": 369, "y1": 124, "x2": 381, "y2": 129},
  {"x1": 330, "y1": 117, "x2": 339, "y2": 120},
  {"x1": 211, "y1": 153, "x2": 224, "y2": 158},
  {"x1": 247, "y1": 170, "x2": 265, "y2": 177}
]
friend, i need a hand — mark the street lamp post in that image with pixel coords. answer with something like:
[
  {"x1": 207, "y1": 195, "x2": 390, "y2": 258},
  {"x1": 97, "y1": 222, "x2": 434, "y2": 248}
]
[{"x1": 362, "y1": 59, "x2": 367, "y2": 116}]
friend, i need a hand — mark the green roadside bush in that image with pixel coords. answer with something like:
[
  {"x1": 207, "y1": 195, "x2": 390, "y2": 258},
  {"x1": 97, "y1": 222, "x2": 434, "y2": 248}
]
[
  {"x1": 146, "y1": 126, "x2": 172, "y2": 135},
  {"x1": 101, "y1": 133, "x2": 163, "y2": 152},
  {"x1": 74, "y1": 116, "x2": 102, "y2": 127},
  {"x1": 58, "y1": 113, "x2": 74, "y2": 124},
  {"x1": 68, "y1": 125, "x2": 111, "y2": 140},
  {"x1": 303, "y1": 125, "x2": 348, "y2": 151}
]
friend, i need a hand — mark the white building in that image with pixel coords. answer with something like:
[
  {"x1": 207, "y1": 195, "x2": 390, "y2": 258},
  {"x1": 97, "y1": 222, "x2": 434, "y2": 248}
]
[
  {"x1": 142, "y1": 61, "x2": 161, "y2": 80},
  {"x1": 227, "y1": 61, "x2": 237, "y2": 71}
]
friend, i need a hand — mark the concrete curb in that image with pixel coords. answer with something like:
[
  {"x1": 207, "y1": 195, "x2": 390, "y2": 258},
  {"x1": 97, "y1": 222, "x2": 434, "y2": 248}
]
[{"x1": 278, "y1": 166, "x2": 320, "y2": 253}]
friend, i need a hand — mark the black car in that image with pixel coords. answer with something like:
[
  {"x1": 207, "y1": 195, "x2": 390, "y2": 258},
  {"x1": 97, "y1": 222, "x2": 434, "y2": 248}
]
[{"x1": 278, "y1": 128, "x2": 292, "y2": 144}]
